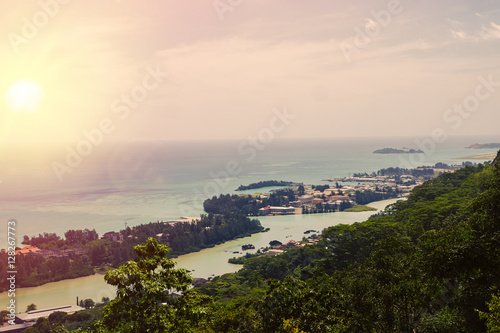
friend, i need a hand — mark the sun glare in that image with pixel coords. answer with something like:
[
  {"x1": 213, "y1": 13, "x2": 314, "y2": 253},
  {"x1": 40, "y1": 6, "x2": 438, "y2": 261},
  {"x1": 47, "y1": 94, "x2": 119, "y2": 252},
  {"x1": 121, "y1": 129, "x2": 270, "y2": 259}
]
[{"x1": 4, "y1": 79, "x2": 44, "y2": 113}]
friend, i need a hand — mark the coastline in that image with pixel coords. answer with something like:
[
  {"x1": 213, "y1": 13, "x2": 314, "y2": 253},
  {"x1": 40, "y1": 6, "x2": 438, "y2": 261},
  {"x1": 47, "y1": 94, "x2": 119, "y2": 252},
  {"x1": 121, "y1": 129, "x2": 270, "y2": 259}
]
[
  {"x1": 5, "y1": 154, "x2": 447, "y2": 297},
  {"x1": 7, "y1": 170, "x2": 414, "y2": 294},
  {"x1": 458, "y1": 153, "x2": 497, "y2": 160}
]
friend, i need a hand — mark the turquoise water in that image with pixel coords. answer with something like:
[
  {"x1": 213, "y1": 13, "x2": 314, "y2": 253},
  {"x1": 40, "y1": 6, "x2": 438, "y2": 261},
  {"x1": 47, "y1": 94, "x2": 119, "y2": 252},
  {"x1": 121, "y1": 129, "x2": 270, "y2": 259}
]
[{"x1": 1, "y1": 136, "x2": 498, "y2": 245}]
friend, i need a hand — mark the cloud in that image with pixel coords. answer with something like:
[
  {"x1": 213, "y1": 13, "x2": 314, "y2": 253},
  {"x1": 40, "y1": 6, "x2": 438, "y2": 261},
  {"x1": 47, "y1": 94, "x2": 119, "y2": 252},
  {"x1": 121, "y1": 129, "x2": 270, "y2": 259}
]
[
  {"x1": 446, "y1": 18, "x2": 464, "y2": 26},
  {"x1": 449, "y1": 21, "x2": 500, "y2": 41},
  {"x1": 1, "y1": 0, "x2": 499, "y2": 142},
  {"x1": 479, "y1": 21, "x2": 500, "y2": 40},
  {"x1": 451, "y1": 29, "x2": 468, "y2": 39}
]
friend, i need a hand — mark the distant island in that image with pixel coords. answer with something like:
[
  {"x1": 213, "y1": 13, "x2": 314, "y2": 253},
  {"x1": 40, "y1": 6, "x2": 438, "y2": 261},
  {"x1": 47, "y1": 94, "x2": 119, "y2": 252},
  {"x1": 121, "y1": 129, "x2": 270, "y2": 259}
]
[
  {"x1": 236, "y1": 180, "x2": 295, "y2": 191},
  {"x1": 467, "y1": 143, "x2": 500, "y2": 149},
  {"x1": 373, "y1": 147, "x2": 424, "y2": 154}
]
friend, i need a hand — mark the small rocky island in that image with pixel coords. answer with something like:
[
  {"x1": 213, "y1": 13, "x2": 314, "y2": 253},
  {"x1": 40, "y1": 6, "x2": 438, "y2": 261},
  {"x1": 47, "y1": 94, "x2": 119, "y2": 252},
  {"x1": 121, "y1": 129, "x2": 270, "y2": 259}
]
[
  {"x1": 373, "y1": 147, "x2": 424, "y2": 154},
  {"x1": 467, "y1": 143, "x2": 500, "y2": 149}
]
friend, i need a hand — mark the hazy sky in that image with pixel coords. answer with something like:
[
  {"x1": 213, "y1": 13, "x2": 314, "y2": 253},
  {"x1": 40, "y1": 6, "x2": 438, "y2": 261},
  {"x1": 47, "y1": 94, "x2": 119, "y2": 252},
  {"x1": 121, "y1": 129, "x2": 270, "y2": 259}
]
[{"x1": 1, "y1": 0, "x2": 499, "y2": 145}]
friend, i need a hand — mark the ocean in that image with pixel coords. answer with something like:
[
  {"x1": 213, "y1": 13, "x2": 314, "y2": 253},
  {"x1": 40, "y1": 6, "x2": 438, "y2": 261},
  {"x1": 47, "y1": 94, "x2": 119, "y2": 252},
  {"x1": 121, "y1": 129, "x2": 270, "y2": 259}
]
[{"x1": 1, "y1": 135, "x2": 499, "y2": 247}]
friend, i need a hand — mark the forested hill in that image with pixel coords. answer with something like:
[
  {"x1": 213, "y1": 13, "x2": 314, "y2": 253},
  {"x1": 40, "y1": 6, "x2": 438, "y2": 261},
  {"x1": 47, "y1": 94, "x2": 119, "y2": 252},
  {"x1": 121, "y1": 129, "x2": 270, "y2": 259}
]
[{"x1": 193, "y1": 152, "x2": 500, "y2": 332}]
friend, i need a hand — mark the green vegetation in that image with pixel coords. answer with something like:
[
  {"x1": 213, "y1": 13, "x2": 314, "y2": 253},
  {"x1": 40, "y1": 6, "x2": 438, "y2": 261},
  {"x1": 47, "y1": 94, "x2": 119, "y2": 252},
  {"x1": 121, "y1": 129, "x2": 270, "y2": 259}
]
[
  {"x1": 80, "y1": 299, "x2": 95, "y2": 310},
  {"x1": 204, "y1": 189, "x2": 296, "y2": 216},
  {"x1": 353, "y1": 187, "x2": 400, "y2": 205},
  {"x1": 302, "y1": 201, "x2": 351, "y2": 213},
  {"x1": 0, "y1": 214, "x2": 264, "y2": 292},
  {"x1": 96, "y1": 238, "x2": 210, "y2": 333},
  {"x1": 344, "y1": 204, "x2": 377, "y2": 212},
  {"x1": 204, "y1": 187, "x2": 376, "y2": 216},
  {"x1": 478, "y1": 294, "x2": 500, "y2": 332},
  {"x1": 0, "y1": 310, "x2": 9, "y2": 324},
  {"x1": 24, "y1": 302, "x2": 106, "y2": 332},
  {"x1": 0, "y1": 247, "x2": 95, "y2": 291},
  {"x1": 228, "y1": 251, "x2": 263, "y2": 265},
  {"x1": 354, "y1": 166, "x2": 435, "y2": 178},
  {"x1": 26, "y1": 303, "x2": 37, "y2": 312},
  {"x1": 311, "y1": 184, "x2": 330, "y2": 192},
  {"x1": 130, "y1": 213, "x2": 265, "y2": 256},
  {"x1": 298, "y1": 184, "x2": 305, "y2": 195},
  {"x1": 23, "y1": 229, "x2": 99, "y2": 248},
  {"x1": 236, "y1": 180, "x2": 295, "y2": 191}
]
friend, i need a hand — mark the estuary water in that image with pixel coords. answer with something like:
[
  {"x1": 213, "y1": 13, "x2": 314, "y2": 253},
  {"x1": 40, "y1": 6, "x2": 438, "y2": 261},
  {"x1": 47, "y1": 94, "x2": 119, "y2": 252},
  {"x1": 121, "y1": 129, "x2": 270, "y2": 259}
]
[{"x1": 0, "y1": 136, "x2": 499, "y2": 310}]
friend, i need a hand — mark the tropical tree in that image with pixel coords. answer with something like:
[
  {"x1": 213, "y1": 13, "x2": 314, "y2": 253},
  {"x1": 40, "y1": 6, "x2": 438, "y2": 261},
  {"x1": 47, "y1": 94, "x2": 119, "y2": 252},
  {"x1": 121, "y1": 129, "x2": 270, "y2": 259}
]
[
  {"x1": 0, "y1": 310, "x2": 9, "y2": 323},
  {"x1": 297, "y1": 185, "x2": 305, "y2": 196},
  {"x1": 26, "y1": 303, "x2": 37, "y2": 312},
  {"x1": 80, "y1": 299, "x2": 95, "y2": 310},
  {"x1": 96, "y1": 237, "x2": 210, "y2": 333}
]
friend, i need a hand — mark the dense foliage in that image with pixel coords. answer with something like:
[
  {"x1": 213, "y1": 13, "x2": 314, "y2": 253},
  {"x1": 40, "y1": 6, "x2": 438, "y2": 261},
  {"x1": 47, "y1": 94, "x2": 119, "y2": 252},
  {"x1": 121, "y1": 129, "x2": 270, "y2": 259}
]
[
  {"x1": 311, "y1": 184, "x2": 330, "y2": 192},
  {"x1": 96, "y1": 238, "x2": 210, "y2": 333},
  {"x1": 192, "y1": 153, "x2": 499, "y2": 332},
  {"x1": 354, "y1": 166, "x2": 434, "y2": 178},
  {"x1": 24, "y1": 305, "x2": 105, "y2": 333},
  {"x1": 0, "y1": 214, "x2": 264, "y2": 292},
  {"x1": 131, "y1": 213, "x2": 265, "y2": 255},
  {"x1": 353, "y1": 187, "x2": 400, "y2": 205},
  {"x1": 204, "y1": 190, "x2": 296, "y2": 216},
  {"x1": 23, "y1": 229, "x2": 99, "y2": 248}
]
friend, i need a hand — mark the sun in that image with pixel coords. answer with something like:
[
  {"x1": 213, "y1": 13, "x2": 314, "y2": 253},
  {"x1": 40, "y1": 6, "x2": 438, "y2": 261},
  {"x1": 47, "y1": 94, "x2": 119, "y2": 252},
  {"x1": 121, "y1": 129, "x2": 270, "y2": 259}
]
[{"x1": 4, "y1": 79, "x2": 44, "y2": 113}]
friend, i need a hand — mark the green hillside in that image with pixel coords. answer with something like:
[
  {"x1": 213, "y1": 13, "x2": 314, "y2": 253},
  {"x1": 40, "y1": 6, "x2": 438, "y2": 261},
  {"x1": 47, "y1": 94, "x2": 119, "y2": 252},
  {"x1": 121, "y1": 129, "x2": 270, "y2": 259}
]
[{"x1": 195, "y1": 152, "x2": 500, "y2": 332}]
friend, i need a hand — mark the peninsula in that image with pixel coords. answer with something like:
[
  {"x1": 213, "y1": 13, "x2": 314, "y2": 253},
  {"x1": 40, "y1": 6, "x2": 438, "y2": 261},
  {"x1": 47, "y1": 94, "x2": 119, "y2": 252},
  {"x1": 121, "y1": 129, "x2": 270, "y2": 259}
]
[{"x1": 235, "y1": 180, "x2": 295, "y2": 191}]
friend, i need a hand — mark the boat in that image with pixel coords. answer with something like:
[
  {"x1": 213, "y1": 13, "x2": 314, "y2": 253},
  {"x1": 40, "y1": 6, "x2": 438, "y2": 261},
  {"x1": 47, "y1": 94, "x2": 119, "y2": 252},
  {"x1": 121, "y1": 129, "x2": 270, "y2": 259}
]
[{"x1": 242, "y1": 244, "x2": 255, "y2": 250}]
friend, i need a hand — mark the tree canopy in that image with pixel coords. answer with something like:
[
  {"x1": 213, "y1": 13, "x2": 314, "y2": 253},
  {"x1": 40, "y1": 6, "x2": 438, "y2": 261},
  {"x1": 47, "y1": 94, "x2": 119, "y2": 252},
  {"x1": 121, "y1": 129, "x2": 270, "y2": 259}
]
[{"x1": 97, "y1": 238, "x2": 210, "y2": 333}]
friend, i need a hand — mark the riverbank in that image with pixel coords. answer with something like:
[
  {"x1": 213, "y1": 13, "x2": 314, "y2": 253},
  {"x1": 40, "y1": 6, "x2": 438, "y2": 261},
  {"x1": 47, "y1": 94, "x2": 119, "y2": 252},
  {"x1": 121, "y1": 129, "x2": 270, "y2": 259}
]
[{"x1": 2, "y1": 212, "x2": 265, "y2": 294}]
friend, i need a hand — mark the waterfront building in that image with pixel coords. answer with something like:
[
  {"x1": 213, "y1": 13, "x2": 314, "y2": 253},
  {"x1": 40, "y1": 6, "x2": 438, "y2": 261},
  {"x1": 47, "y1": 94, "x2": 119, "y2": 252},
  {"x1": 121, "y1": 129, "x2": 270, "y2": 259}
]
[
  {"x1": 258, "y1": 206, "x2": 295, "y2": 216},
  {"x1": 298, "y1": 195, "x2": 314, "y2": 205}
]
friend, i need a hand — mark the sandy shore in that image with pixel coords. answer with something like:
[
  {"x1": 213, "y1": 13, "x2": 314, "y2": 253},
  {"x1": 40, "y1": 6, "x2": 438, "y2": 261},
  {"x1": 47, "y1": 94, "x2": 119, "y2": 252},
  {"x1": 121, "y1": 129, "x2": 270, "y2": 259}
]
[{"x1": 459, "y1": 153, "x2": 497, "y2": 160}]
